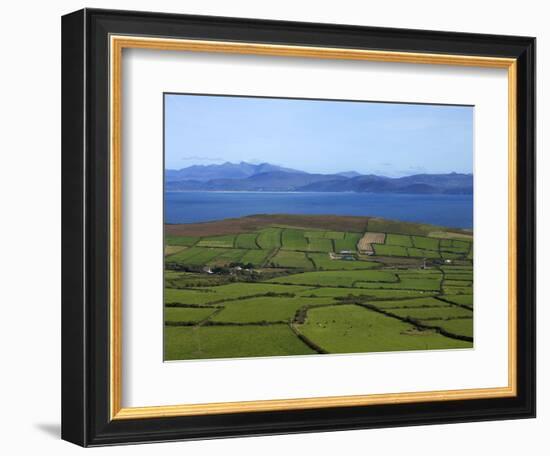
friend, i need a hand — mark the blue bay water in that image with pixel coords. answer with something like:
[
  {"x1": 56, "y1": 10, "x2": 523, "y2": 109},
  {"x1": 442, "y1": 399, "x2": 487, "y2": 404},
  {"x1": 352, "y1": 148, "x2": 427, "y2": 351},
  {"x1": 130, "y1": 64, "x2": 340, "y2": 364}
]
[{"x1": 165, "y1": 191, "x2": 472, "y2": 229}]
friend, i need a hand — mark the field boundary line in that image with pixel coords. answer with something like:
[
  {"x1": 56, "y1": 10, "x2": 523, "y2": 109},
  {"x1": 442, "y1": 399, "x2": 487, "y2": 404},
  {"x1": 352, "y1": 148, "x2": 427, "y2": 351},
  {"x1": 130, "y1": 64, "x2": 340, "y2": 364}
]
[
  {"x1": 288, "y1": 322, "x2": 328, "y2": 354},
  {"x1": 353, "y1": 301, "x2": 473, "y2": 343},
  {"x1": 254, "y1": 233, "x2": 261, "y2": 250},
  {"x1": 434, "y1": 296, "x2": 473, "y2": 312}
]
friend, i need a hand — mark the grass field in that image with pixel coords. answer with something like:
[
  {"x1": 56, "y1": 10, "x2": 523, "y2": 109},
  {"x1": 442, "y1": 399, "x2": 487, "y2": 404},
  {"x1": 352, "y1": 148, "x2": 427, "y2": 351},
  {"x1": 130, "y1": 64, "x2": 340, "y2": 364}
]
[
  {"x1": 296, "y1": 287, "x2": 438, "y2": 300},
  {"x1": 165, "y1": 245, "x2": 187, "y2": 257},
  {"x1": 308, "y1": 253, "x2": 378, "y2": 270},
  {"x1": 256, "y1": 228, "x2": 282, "y2": 249},
  {"x1": 165, "y1": 235, "x2": 199, "y2": 246},
  {"x1": 166, "y1": 246, "x2": 229, "y2": 266},
  {"x1": 307, "y1": 237, "x2": 334, "y2": 252},
  {"x1": 364, "y1": 297, "x2": 448, "y2": 309},
  {"x1": 164, "y1": 214, "x2": 473, "y2": 360},
  {"x1": 211, "y1": 296, "x2": 335, "y2": 323},
  {"x1": 354, "y1": 277, "x2": 441, "y2": 291},
  {"x1": 207, "y1": 248, "x2": 247, "y2": 266},
  {"x1": 197, "y1": 235, "x2": 236, "y2": 248},
  {"x1": 387, "y1": 306, "x2": 472, "y2": 320},
  {"x1": 298, "y1": 305, "x2": 471, "y2": 354},
  {"x1": 281, "y1": 229, "x2": 309, "y2": 250},
  {"x1": 334, "y1": 232, "x2": 362, "y2": 252},
  {"x1": 421, "y1": 318, "x2": 473, "y2": 338},
  {"x1": 442, "y1": 294, "x2": 473, "y2": 308},
  {"x1": 270, "y1": 250, "x2": 313, "y2": 269},
  {"x1": 164, "y1": 306, "x2": 218, "y2": 323},
  {"x1": 411, "y1": 235, "x2": 440, "y2": 251},
  {"x1": 373, "y1": 244, "x2": 409, "y2": 257},
  {"x1": 164, "y1": 325, "x2": 315, "y2": 360},
  {"x1": 269, "y1": 270, "x2": 398, "y2": 287},
  {"x1": 386, "y1": 233, "x2": 413, "y2": 247},
  {"x1": 408, "y1": 248, "x2": 441, "y2": 259},
  {"x1": 235, "y1": 233, "x2": 260, "y2": 249},
  {"x1": 240, "y1": 249, "x2": 271, "y2": 266}
]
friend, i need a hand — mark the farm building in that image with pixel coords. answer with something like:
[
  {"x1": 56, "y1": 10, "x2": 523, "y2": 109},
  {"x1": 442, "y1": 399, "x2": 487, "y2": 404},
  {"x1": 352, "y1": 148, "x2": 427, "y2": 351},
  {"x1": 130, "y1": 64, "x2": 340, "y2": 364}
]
[{"x1": 341, "y1": 255, "x2": 356, "y2": 261}]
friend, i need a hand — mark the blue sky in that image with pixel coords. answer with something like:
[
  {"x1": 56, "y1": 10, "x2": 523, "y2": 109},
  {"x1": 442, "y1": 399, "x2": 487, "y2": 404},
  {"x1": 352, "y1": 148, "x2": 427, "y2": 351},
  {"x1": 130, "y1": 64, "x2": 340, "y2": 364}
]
[{"x1": 164, "y1": 94, "x2": 473, "y2": 177}]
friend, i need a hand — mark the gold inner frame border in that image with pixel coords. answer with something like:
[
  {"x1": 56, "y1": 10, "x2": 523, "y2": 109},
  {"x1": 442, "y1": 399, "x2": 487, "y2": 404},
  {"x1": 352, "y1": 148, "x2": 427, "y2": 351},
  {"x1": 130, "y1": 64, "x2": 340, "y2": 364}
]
[{"x1": 109, "y1": 35, "x2": 517, "y2": 420}]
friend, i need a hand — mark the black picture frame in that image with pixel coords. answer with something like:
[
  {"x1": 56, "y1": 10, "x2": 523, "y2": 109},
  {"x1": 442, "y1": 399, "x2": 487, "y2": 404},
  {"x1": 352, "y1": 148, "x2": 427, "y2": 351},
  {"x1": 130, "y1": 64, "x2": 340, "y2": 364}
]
[{"x1": 62, "y1": 8, "x2": 536, "y2": 447}]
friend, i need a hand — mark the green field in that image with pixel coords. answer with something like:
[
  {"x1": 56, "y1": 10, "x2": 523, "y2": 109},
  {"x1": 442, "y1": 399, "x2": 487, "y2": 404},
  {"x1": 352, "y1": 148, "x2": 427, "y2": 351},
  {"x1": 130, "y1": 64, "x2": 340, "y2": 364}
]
[
  {"x1": 281, "y1": 229, "x2": 309, "y2": 250},
  {"x1": 164, "y1": 215, "x2": 473, "y2": 360},
  {"x1": 408, "y1": 248, "x2": 441, "y2": 259},
  {"x1": 298, "y1": 305, "x2": 471, "y2": 353},
  {"x1": 235, "y1": 233, "x2": 260, "y2": 249},
  {"x1": 165, "y1": 245, "x2": 188, "y2": 257},
  {"x1": 197, "y1": 235, "x2": 236, "y2": 248},
  {"x1": 166, "y1": 246, "x2": 229, "y2": 266},
  {"x1": 307, "y1": 237, "x2": 334, "y2": 252},
  {"x1": 373, "y1": 244, "x2": 409, "y2": 257},
  {"x1": 270, "y1": 250, "x2": 313, "y2": 269},
  {"x1": 207, "y1": 248, "x2": 247, "y2": 266},
  {"x1": 296, "y1": 287, "x2": 437, "y2": 300},
  {"x1": 442, "y1": 294, "x2": 473, "y2": 308},
  {"x1": 240, "y1": 249, "x2": 272, "y2": 266},
  {"x1": 421, "y1": 318, "x2": 473, "y2": 338},
  {"x1": 164, "y1": 306, "x2": 218, "y2": 323},
  {"x1": 387, "y1": 306, "x2": 473, "y2": 320},
  {"x1": 164, "y1": 325, "x2": 315, "y2": 360},
  {"x1": 256, "y1": 228, "x2": 282, "y2": 249},
  {"x1": 308, "y1": 253, "x2": 378, "y2": 270},
  {"x1": 365, "y1": 297, "x2": 449, "y2": 309},
  {"x1": 411, "y1": 236, "x2": 440, "y2": 251},
  {"x1": 386, "y1": 233, "x2": 413, "y2": 247},
  {"x1": 211, "y1": 296, "x2": 335, "y2": 323},
  {"x1": 269, "y1": 269, "x2": 398, "y2": 287},
  {"x1": 355, "y1": 276, "x2": 441, "y2": 291},
  {"x1": 334, "y1": 232, "x2": 362, "y2": 252},
  {"x1": 165, "y1": 235, "x2": 199, "y2": 246}
]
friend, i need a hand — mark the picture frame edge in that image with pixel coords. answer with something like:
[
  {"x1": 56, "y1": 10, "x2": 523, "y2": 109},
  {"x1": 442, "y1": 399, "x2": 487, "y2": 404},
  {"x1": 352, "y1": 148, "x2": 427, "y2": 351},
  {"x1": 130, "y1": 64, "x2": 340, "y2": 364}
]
[{"x1": 61, "y1": 8, "x2": 536, "y2": 447}]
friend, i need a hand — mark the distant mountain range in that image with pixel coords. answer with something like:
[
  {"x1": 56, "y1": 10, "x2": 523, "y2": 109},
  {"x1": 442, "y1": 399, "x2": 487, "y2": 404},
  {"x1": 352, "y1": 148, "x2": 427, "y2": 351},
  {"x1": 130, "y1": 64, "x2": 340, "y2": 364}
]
[
  {"x1": 165, "y1": 161, "x2": 473, "y2": 194},
  {"x1": 165, "y1": 162, "x2": 304, "y2": 182}
]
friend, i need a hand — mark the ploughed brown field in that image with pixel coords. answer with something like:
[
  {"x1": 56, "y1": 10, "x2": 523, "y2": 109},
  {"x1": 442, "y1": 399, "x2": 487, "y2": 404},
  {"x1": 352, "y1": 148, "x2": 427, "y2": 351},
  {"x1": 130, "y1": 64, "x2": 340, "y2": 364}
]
[{"x1": 357, "y1": 232, "x2": 386, "y2": 253}]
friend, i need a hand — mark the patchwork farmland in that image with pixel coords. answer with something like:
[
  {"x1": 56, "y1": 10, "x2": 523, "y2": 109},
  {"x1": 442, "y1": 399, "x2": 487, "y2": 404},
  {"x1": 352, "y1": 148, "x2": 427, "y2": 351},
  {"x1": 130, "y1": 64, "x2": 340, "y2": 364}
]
[{"x1": 164, "y1": 214, "x2": 473, "y2": 361}]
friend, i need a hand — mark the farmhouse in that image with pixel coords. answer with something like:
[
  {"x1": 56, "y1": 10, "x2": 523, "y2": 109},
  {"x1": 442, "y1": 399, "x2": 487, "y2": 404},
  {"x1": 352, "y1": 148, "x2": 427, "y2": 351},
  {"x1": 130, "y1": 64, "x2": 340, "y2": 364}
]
[
  {"x1": 339, "y1": 251, "x2": 356, "y2": 260},
  {"x1": 329, "y1": 251, "x2": 357, "y2": 261}
]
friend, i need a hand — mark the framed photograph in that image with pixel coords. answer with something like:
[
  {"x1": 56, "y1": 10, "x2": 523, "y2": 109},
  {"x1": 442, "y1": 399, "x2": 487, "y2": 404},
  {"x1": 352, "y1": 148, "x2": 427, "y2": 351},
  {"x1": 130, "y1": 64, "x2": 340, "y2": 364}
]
[{"x1": 61, "y1": 8, "x2": 535, "y2": 447}]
